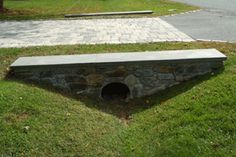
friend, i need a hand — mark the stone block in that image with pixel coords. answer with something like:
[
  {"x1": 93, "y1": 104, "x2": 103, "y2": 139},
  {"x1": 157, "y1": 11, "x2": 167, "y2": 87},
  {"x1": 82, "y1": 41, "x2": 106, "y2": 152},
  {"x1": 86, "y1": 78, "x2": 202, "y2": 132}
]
[
  {"x1": 157, "y1": 73, "x2": 174, "y2": 80},
  {"x1": 135, "y1": 68, "x2": 154, "y2": 77},
  {"x1": 69, "y1": 83, "x2": 87, "y2": 92},
  {"x1": 86, "y1": 74, "x2": 105, "y2": 86},
  {"x1": 65, "y1": 75, "x2": 86, "y2": 84},
  {"x1": 105, "y1": 66, "x2": 127, "y2": 77}
]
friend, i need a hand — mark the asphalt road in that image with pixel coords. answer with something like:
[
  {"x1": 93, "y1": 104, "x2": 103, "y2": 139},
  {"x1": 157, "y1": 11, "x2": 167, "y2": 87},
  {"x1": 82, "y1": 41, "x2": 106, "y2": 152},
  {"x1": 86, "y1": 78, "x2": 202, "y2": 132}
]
[{"x1": 162, "y1": 0, "x2": 236, "y2": 42}]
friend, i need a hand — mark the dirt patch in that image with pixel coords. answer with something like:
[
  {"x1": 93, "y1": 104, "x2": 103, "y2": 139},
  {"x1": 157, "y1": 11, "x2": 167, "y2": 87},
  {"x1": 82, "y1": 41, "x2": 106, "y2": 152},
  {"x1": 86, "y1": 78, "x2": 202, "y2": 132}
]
[
  {"x1": 4, "y1": 112, "x2": 29, "y2": 123},
  {"x1": 2, "y1": 8, "x2": 36, "y2": 16}
]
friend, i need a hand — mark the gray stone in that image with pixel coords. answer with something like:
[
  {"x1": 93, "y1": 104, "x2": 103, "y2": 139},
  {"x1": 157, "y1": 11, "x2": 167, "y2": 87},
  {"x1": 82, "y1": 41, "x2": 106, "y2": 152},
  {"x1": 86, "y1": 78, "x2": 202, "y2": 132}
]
[
  {"x1": 135, "y1": 68, "x2": 154, "y2": 77},
  {"x1": 158, "y1": 73, "x2": 174, "y2": 80},
  {"x1": 125, "y1": 75, "x2": 139, "y2": 87},
  {"x1": 105, "y1": 66, "x2": 127, "y2": 77},
  {"x1": 132, "y1": 84, "x2": 143, "y2": 98},
  {"x1": 86, "y1": 74, "x2": 105, "y2": 86}
]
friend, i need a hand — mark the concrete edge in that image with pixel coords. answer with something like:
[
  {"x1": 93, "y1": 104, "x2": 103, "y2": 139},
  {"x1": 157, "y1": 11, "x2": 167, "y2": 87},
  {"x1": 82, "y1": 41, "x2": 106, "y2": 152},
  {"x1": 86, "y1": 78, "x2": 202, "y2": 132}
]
[
  {"x1": 10, "y1": 49, "x2": 227, "y2": 68},
  {"x1": 161, "y1": 9, "x2": 202, "y2": 18},
  {"x1": 64, "y1": 10, "x2": 153, "y2": 18}
]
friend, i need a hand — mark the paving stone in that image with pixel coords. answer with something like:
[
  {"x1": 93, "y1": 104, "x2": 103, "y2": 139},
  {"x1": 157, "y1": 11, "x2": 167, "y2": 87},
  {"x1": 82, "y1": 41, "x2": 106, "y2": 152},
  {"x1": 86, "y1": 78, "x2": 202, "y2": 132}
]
[{"x1": 0, "y1": 17, "x2": 194, "y2": 48}]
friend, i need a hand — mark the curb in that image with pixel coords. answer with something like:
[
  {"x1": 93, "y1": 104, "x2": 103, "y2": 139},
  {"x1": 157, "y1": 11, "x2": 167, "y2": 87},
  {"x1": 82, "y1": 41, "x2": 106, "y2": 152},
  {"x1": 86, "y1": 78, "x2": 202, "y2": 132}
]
[{"x1": 161, "y1": 9, "x2": 202, "y2": 17}]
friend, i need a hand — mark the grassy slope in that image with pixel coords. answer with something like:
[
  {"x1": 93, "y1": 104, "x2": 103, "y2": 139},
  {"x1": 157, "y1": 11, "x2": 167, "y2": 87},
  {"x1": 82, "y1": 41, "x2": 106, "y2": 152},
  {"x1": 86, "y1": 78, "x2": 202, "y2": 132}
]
[
  {"x1": 0, "y1": 0, "x2": 197, "y2": 20},
  {"x1": 0, "y1": 42, "x2": 236, "y2": 156}
]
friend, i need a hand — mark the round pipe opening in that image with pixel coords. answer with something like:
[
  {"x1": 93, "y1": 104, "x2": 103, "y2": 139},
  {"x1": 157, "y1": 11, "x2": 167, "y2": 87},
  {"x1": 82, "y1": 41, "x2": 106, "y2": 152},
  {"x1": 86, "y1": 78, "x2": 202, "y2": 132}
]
[{"x1": 101, "y1": 82, "x2": 130, "y2": 100}]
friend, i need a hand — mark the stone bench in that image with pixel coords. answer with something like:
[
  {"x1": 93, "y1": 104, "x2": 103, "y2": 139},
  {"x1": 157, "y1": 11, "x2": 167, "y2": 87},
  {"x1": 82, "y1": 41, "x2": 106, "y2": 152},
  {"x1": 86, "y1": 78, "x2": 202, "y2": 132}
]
[{"x1": 10, "y1": 49, "x2": 227, "y2": 100}]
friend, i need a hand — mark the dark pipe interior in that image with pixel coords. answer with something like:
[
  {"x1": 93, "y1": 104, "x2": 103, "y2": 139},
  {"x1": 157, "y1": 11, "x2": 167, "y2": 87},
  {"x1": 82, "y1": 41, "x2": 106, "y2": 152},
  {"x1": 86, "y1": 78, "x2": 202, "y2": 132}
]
[{"x1": 101, "y1": 82, "x2": 130, "y2": 100}]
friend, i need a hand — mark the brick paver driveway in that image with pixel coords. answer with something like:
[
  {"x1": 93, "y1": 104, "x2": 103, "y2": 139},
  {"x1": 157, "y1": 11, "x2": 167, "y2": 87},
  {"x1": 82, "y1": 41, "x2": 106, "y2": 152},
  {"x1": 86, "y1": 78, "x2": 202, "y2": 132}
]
[{"x1": 0, "y1": 17, "x2": 194, "y2": 48}]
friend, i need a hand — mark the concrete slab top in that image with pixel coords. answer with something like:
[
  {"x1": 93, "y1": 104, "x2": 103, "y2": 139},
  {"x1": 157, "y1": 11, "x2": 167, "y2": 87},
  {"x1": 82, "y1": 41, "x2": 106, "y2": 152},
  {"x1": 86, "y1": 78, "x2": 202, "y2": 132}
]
[
  {"x1": 10, "y1": 49, "x2": 227, "y2": 67},
  {"x1": 65, "y1": 10, "x2": 153, "y2": 18}
]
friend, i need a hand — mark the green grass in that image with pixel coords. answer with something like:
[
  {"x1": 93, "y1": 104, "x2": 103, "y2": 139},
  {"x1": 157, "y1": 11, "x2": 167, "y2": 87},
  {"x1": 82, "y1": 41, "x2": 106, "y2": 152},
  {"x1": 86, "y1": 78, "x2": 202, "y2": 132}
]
[
  {"x1": 0, "y1": 0, "x2": 197, "y2": 20},
  {"x1": 0, "y1": 42, "x2": 236, "y2": 156}
]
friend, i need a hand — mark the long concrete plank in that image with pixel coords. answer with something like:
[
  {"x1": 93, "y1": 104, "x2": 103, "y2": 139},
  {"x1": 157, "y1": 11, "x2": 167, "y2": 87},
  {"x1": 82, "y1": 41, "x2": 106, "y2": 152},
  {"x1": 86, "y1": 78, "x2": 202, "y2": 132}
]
[
  {"x1": 11, "y1": 49, "x2": 227, "y2": 67},
  {"x1": 65, "y1": 10, "x2": 153, "y2": 18}
]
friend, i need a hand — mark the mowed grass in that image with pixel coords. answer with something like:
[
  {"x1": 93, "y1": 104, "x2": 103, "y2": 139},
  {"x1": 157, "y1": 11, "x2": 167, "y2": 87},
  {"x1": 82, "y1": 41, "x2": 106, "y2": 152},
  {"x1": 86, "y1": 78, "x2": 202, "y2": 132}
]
[
  {"x1": 0, "y1": 0, "x2": 197, "y2": 20},
  {"x1": 0, "y1": 42, "x2": 236, "y2": 156}
]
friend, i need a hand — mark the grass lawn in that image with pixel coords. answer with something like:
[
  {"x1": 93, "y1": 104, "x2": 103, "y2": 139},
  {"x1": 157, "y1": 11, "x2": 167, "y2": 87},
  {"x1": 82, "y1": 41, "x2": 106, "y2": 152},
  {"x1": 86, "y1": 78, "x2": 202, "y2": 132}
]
[
  {"x1": 0, "y1": 42, "x2": 236, "y2": 156},
  {"x1": 0, "y1": 0, "x2": 197, "y2": 20}
]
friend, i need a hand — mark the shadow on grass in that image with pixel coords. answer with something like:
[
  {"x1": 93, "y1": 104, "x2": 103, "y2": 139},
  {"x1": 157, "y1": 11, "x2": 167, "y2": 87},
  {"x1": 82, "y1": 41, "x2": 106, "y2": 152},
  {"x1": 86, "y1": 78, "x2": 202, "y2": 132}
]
[{"x1": 5, "y1": 69, "x2": 223, "y2": 120}]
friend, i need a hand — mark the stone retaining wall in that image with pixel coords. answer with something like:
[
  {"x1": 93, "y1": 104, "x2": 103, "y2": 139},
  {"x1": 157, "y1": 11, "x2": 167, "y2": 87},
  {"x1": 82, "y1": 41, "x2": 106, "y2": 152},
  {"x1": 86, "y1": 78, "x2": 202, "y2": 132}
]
[{"x1": 11, "y1": 61, "x2": 223, "y2": 100}]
